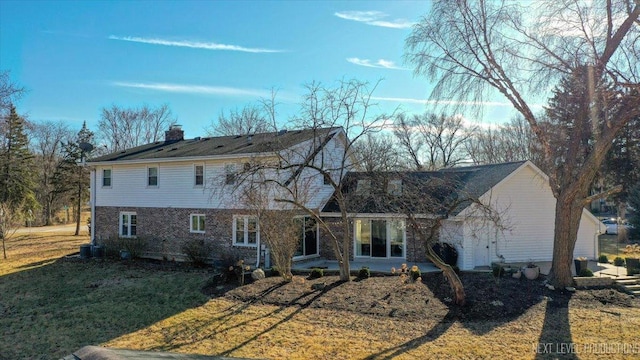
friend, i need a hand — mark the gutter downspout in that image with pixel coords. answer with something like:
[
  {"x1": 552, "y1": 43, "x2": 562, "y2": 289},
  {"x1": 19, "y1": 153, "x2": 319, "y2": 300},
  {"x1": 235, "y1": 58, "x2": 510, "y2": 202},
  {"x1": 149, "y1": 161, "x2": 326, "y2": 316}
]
[{"x1": 90, "y1": 167, "x2": 96, "y2": 245}]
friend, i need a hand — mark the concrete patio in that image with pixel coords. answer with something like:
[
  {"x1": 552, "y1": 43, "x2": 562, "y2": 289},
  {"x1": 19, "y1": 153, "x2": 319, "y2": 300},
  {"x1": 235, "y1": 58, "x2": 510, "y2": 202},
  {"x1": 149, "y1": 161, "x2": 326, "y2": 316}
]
[
  {"x1": 292, "y1": 258, "x2": 440, "y2": 274},
  {"x1": 488, "y1": 260, "x2": 628, "y2": 278}
]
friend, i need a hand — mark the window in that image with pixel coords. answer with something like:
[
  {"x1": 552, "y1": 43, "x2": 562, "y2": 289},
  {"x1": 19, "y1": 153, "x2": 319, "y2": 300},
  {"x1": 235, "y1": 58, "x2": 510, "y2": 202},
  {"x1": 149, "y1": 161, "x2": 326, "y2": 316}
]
[
  {"x1": 190, "y1": 214, "x2": 205, "y2": 233},
  {"x1": 194, "y1": 165, "x2": 204, "y2": 186},
  {"x1": 225, "y1": 164, "x2": 236, "y2": 185},
  {"x1": 294, "y1": 216, "x2": 318, "y2": 257},
  {"x1": 233, "y1": 216, "x2": 259, "y2": 246},
  {"x1": 102, "y1": 169, "x2": 112, "y2": 187},
  {"x1": 356, "y1": 179, "x2": 371, "y2": 195},
  {"x1": 354, "y1": 219, "x2": 405, "y2": 258},
  {"x1": 388, "y1": 179, "x2": 402, "y2": 196},
  {"x1": 119, "y1": 212, "x2": 137, "y2": 238},
  {"x1": 148, "y1": 167, "x2": 158, "y2": 186}
]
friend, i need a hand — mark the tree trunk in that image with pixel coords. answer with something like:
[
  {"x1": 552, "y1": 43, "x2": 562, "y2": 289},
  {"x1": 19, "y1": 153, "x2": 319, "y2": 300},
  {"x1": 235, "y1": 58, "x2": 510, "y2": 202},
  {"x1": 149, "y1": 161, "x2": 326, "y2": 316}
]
[
  {"x1": 547, "y1": 190, "x2": 584, "y2": 287},
  {"x1": 426, "y1": 245, "x2": 466, "y2": 306},
  {"x1": 74, "y1": 176, "x2": 81, "y2": 236},
  {"x1": 339, "y1": 217, "x2": 351, "y2": 281}
]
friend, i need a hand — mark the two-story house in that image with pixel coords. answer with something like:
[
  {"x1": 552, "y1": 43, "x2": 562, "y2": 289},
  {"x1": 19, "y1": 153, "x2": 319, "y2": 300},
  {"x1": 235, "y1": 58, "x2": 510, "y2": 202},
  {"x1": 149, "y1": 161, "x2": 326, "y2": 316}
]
[
  {"x1": 88, "y1": 126, "x2": 601, "y2": 271},
  {"x1": 87, "y1": 125, "x2": 347, "y2": 265}
]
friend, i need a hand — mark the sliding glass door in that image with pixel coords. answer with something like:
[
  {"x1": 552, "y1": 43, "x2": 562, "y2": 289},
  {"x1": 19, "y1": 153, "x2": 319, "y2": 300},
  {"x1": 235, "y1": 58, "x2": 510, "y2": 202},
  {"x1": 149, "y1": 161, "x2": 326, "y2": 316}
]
[{"x1": 355, "y1": 219, "x2": 405, "y2": 258}]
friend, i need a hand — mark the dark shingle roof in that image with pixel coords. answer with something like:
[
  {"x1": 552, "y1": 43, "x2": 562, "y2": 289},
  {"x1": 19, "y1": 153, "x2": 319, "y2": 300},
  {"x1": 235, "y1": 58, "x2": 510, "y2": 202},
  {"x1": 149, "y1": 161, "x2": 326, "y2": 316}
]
[
  {"x1": 88, "y1": 127, "x2": 340, "y2": 163},
  {"x1": 321, "y1": 161, "x2": 527, "y2": 215}
]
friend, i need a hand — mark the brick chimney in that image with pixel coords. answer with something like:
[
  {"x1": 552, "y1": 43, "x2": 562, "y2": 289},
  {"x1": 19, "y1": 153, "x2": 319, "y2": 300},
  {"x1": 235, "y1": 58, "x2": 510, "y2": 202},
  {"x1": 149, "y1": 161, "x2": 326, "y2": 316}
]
[{"x1": 165, "y1": 125, "x2": 184, "y2": 143}]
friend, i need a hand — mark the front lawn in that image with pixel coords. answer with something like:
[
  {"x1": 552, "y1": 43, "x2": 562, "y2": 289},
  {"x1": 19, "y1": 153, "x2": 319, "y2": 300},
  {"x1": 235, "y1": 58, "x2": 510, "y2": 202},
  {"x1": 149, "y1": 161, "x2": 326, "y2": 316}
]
[{"x1": 1, "y1": 228, "x2": 639, "y2": 359}]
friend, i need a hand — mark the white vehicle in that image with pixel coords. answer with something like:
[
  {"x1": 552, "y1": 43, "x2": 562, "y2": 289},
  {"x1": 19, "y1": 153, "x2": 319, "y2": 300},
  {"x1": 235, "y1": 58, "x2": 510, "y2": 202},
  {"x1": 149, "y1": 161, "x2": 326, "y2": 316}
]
[{"x1": 601, "y1": 219, "x2": 635, "y2": 235}]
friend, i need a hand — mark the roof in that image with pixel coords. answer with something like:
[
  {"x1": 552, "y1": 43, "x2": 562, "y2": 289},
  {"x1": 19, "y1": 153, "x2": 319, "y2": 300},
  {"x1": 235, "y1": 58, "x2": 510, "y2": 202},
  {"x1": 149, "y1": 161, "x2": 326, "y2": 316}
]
[
  {"x1": 321, "y1": 161, "x2": 527, "y2": 215},
  {"x1": 88, "y1": 127, "x2": 341, "y2": 163}
]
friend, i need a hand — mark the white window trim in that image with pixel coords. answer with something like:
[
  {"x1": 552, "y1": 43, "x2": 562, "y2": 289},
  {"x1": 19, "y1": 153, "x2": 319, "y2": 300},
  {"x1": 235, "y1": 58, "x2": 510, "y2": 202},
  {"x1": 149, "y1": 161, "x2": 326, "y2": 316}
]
[
  {"x1": 194, "y1": 163, "x2": 205, "y2": 187},
  {"x1": 102, "y1": 168, "x2": 112, "y2": 188},
  {"x1": 353, "y1": 218, "x2": 406, "y2": 259},
  {"x1": 293, "y1": 215, "x2": 320, "y2": 260},
  {"x1": 119, "y1": 211, "x2": 137, "y2": 238},
  {"x1": 146, "y1": 166, "x2": 159, "y2": 187},
  {"x1": 190, "y1": 213, "x2": 205, "y2": 234},
  {"x1": 232, "y1": 215, "x2": 259, "y2": 247}
]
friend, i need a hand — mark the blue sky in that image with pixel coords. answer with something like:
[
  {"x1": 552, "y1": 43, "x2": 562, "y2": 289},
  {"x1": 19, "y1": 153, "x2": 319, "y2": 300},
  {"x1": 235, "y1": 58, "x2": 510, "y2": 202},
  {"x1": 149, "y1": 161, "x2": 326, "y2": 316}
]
[{"x1": 1, "y1": 0, "x2": 514, "y2": 137}]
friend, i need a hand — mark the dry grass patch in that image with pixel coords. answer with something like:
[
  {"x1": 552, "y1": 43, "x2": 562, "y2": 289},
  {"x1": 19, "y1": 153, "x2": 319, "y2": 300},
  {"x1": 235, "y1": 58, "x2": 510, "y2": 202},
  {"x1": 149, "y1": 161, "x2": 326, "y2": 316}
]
[{"x1": 2, "y1": 227, "x2": 639, "y2": 359}]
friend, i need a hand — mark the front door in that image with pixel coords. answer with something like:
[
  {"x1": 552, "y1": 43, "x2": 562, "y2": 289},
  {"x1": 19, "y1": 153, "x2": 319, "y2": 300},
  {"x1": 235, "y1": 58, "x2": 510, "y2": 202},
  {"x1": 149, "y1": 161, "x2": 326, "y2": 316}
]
[{"x1": 474, "y1": 238, "x2": 490, "y2": 268}]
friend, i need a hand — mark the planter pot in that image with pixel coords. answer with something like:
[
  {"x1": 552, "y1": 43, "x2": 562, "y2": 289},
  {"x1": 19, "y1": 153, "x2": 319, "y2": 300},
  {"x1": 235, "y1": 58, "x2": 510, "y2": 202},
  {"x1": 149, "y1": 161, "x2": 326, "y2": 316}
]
[
  {"x1": 523, "y1": 266, "x2": 539, "y2": 280},
  {"x1": 574, "y1": 259, "x2": 588, "y2": 275},
  {"x1": 626, "y1": 258, "x2": 640, "y2": 276}
]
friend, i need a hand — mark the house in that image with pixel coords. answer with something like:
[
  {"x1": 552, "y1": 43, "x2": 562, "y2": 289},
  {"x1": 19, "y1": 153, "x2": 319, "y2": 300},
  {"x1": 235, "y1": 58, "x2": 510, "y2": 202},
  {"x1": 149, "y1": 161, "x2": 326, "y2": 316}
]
[
  {"x1": 87, "y1": 125, "x2": 347, "y2": 265},
  {"x1": 88, "y1": 126, "x2": 600, "y2": 270},
  {"x1": 319, "y1": 160, "x2": 601, "y2": 270}
]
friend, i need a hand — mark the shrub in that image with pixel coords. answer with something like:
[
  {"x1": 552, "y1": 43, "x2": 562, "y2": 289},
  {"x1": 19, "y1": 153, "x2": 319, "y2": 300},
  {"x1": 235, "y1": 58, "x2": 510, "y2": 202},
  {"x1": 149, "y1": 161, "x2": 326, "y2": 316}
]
[
  {"x1": 614, "y1": 257, "x2": 625, "y2": 266},
  {"x1": 181, "y1": 238, "x2": 214, "y2": 267},
  {"x1": 598, "y1": 255, "x2": 609, "y2": 264},
  {"x1": 409, "y1": 265, "x2": 421, "y2": 282},
  {"x1": 392, "y1": 263, "x2": 422, "y2": 283},
  {"x1": 309, "y1": 268, "x2": 324, "y2": 279},
  {"x1": 358, "y1": 266, "x2": 370, "y2": 279},
  {"x1": 491, "y1": 264, "x2": 505, "y2": 278},
  {"x1": 100, "y1": 235, "x2": 148, "y2": 259},
  {"x1": 269, "y1": 266, "x2": 280, "y2": 277},
  {"x1": 578, "y1": 268, "x2": 594, "y2": 277}
]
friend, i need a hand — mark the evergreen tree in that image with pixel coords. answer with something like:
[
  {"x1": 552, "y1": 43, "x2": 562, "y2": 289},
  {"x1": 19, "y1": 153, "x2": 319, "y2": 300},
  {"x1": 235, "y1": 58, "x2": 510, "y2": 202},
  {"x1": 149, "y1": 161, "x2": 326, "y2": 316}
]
[
  {"x1": 53, "y1": 121, "x2": 94, "y2": 235},
  {"x1": 0, "y1": 104, "x2": 36, "y2": 209}
]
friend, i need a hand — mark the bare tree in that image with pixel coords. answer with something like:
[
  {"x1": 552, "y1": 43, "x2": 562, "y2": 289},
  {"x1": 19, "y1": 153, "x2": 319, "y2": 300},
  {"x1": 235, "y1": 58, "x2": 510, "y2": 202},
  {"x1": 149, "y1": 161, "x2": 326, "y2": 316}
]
[
  {"x1": 98, "y1": 103, "x2": 176, "y2": 152},
  {"x1": 0, "y1": 70, "x2": 25, "y2": 115},
  {"x1": 352, "y1": 132, "x2": 401, "y2": 171},
  {"x1": 241, "y1": 182, "x2": 300, "y2": 281},
  {"x1": 406, "y1": 0, "x2": 640, "y2": 287},
  {"x1": 393, "y1": 112, "x2": 476, "y2": 170},
  {"x1": 0, "y1": 201, "x2": 21, "y2": 259},
  {"x1": 230, "y1": 79, "x2": 392, "y2": 282},
  {"x1": 207, "y1": 104, "x2": 274, "y2": 136},
  {"x1": 29, "y1": 121, "x2": 73, "y2": 225},
  {"x1": 466, "y1": 116, "x2": 541, "y2": 165}
]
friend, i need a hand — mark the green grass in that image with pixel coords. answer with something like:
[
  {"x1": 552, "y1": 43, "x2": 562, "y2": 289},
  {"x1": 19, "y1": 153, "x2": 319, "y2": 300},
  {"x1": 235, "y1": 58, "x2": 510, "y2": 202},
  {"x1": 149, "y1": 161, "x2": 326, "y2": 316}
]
[{"x1": 0, "y1": 231, "x2": 209, "y2": 359}]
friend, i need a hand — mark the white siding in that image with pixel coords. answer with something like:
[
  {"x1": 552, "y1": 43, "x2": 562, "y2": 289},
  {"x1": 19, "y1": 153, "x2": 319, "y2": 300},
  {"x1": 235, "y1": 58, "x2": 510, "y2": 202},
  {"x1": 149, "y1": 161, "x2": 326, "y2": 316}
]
[
  {"x1": 458, "y1": 163, "x2": 598, "y2": 268},
  {"x1": 93, "y1": 131, "x2": 348, "y2": 211}
]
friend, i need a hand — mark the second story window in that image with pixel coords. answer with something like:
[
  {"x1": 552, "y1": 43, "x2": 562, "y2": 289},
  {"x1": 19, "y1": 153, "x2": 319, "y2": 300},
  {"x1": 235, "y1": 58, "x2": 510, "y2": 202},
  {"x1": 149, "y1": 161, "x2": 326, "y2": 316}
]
[
  {"x1": 148, "y1": 167, "x2": 158, "y2": 187},
  {"x1": 225, "y1": 164, "x2": 236, "y2": 185},
  {"x1": 195, "y1": 164, "x2": 204, "y2": 186},
  {"x1": 102, "y1": 169, "x2": 112, "y2": 187},
  {"x1": 388, "y1": 179, "x2": 402, "y2": 196}
]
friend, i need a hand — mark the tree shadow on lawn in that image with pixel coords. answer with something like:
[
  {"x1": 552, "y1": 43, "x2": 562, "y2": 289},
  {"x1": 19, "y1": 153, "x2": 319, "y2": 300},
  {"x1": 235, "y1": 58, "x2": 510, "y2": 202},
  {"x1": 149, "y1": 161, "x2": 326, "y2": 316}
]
[
  {"x1": 365, "y1": 272, "x2": 568, "y2": 359},
  {"x1": 153, "y1": 279, "x2": 347, "y2": 355},
  {"x1": 0, "y1": 257, "x2": 211, "y2": 359}
]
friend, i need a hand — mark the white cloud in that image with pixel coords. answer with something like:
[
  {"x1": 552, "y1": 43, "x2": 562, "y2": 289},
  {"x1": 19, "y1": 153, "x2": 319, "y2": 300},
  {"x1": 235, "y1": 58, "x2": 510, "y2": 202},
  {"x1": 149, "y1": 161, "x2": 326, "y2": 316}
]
[
  {"x1": 108, "y1": 35, "x2": 284, "y2": 53},
  {"x1": 347, "y1": 57, "x2": 406, "y2": 70},
  {"x1": 334, "y1": 11, "x2": 414, "y2": 29},
  {"x1": 112, "y1": 81, "x2": 269, "y2": 97}
]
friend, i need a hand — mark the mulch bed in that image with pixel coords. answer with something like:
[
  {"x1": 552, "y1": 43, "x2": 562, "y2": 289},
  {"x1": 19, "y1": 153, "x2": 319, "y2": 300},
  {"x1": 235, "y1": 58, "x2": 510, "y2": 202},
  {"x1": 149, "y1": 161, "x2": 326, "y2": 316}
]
[{"x1": 203, "y1": 272, "x2": 639, "y2": 323}]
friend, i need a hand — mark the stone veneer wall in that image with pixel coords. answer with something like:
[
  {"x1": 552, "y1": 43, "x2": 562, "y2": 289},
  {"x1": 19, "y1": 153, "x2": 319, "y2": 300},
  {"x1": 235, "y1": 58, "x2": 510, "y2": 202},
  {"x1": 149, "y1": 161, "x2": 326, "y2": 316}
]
[
  {"x1": 94, "y1": 206, "x2": 258, "y2": 263},
  {"x1": 318, "y1": 217, "x2": 429, "y2": 263}
]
